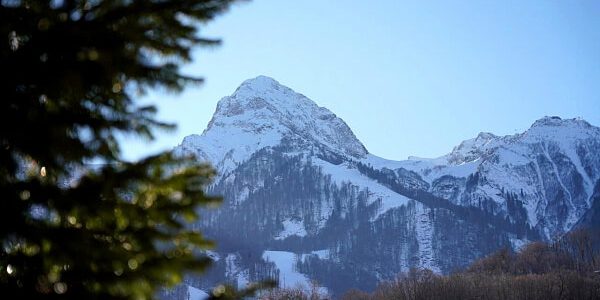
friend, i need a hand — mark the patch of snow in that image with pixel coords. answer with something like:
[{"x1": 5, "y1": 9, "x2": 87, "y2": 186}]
[
  {"x1": 300, "y1": 249, "x2": 331, "y2": 262},
  {"x1": 362, "y1": 154, "x2": 479, "y2": 183},
  {"x1": 313, "y1": 158, "x2": 411, "y2": 220},
  {"x1": 236, "y1": 186, "x2": 250, "y2": 205},
  {"x1": 236, "y1": 269, "x2": 250, "y2": 289},
  {"x1": 542, "y1": 143, "x2": 576, "y2": 229},
  {"x1": 414, "y1": 203, "x2": 441, "y2": 273},
  {"x1": 204, "y1": 250, "x2": 220, "y2": 262},
  {"x1": 275, "y1": 218, "x2": 308, "y2": 240},
  {"x1": 262, "y1": 250, "x2": 328, "y2": 295},
  {"x1": 557, "y1": 140, "x2": 594, "y2": 203},
  {"x1": 509, "y1": 236, "x2": 530, "y2": 251},
  {"x1": 477, "y1": 183, "x2": 507, "y2": 206},
  {"x1": 225, "y1": 253, "x2": 250, "y2": 289},
  {"x1": 187, "y1": 286, "x2": 209, "y2": 300},
  {"x1": 311, "y1": 249, "x2": 330, "y2": 260},
  {"x1": 495, "y1": 147, "x2": 531, "y2": 167}
]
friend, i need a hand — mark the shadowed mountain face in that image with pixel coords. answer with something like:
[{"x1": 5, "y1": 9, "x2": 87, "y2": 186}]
[{"x1": 171, "y1": 76, "x2": 600, "y2": 297}]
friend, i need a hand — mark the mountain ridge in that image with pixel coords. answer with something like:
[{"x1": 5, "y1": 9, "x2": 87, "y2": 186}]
[
  {"x1": 178, "y1": 75, "x2": 597, "y2": 170},
  {"x1": 175, "y1": 76, "x2": 367, "y2": 175},
  {"x1": 169, "y1": 76, "x2": 600, "y2": 297},
  {"x1": 175, "y1": 75, "x2": 600, "y2": 236}
]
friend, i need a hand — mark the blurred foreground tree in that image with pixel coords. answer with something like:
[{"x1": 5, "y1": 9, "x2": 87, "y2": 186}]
[{"x1": 0, "y1": 0, "x2": 255, "y2": 299}]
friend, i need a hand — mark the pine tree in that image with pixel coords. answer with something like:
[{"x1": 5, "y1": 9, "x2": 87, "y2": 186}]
[{"x1": 0, "y1": 1, "x2": 258, "y2": 299}]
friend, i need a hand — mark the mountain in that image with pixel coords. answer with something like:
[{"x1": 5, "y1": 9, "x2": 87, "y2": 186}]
[
  {"x1": 396, "y1": 116, "x2": 600, "y2": 239},
  {"x1": 170, "y1": 76, "x2": 600, "y2": 298},
  {"x1": 176, "y1": 76, "x2": 366, "y2": 176}
]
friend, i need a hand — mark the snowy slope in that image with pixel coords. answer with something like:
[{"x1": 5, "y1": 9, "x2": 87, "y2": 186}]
[
  {"x1": 262, "y1": 251, "x2": 327, "y2": 294},
  {"x1": 175, "y1": 75, "x2": 600, "y2": 239},
  {"x1": 401, "y1": 117, "x2": 600, "y2": 237},
  {"x1": 354, "y1": 117, "x2": 600, "y2": 238},
  {"x1": 187, "y1": 286, "x2": 209, "y2": 300},
  {"x1": 175, "y1": 76, "x2": 418, "y2": 228},
  {"x1": 171, "y1": 76, "x2": 600, "y2": 296},
  {"x1": 175, "y1": 76, "x2": 367, "y2": 175}
]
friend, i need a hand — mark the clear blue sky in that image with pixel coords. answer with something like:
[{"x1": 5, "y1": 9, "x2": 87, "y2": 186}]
[{"x1": 122, "y1": 0, "x2": 600, "y2": 161}]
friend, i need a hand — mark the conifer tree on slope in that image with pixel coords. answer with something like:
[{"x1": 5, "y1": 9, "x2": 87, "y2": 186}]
[{"x1": 0, "y1": 1, "x2": 259, "y2": 299}]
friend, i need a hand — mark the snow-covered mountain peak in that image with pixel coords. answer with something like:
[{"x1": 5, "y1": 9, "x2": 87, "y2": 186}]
[
  {"x1": 176, "y1": 76, "x2": 367, "y2": 174},
  {"x1": 516, "y1": 116, "x2": 600, "y2": 148},
  {"x1": 530, "y1": 116, "x2": 592, "y2": 129},
  {"x1": 442, "y1": 131, "x2": 499, "y2": 165},
  {"x1": 234, "y1": 75, "x2": 287, "y2": 95},
  {"x1": 171, "y1": 80, "x2": 600, "y2": 292},
  {"x1": 208, "y1": 75, "x2": 321, "y2": 127},
  {"x1": 435, "y1": 117, "x2": 598, "y2": 167},
  {"x1": 476, "y1": 132, "x2": 497, "y2": 140}
]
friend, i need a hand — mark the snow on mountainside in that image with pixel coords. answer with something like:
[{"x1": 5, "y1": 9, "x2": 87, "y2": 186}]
[
  {"x1": 175, "y1": 76, "x2": 367, "y2": 175},
  {"x1": 170, "y1": 76, "x2": 600, "y2": 297},
  {"x1": 392, "y1": 116, "x2": 600, "y2": 237}
]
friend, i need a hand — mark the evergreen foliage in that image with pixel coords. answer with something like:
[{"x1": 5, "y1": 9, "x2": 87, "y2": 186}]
[{"x1": 0, "y1": 0, "x2": 249, "y2": 299}]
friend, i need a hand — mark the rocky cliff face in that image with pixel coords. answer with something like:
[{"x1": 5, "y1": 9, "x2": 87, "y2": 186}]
[
  {"x1": 398, "y1": 116, "x2": 600, "y2": 239},
  {"x1": 175, "y1": 76, "x2": 366, "y2": 176},
  {"x1": 169, "y1": 76, "x2": 600, "y2": 297}
]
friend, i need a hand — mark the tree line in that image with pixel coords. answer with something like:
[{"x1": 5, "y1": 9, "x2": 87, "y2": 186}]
[
  {"x1": 342, "y1": 228, "x2": 600, "y2": 300},
  {"x1": 261, "y1": 229, "x2": 600, "y2": 300}
]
